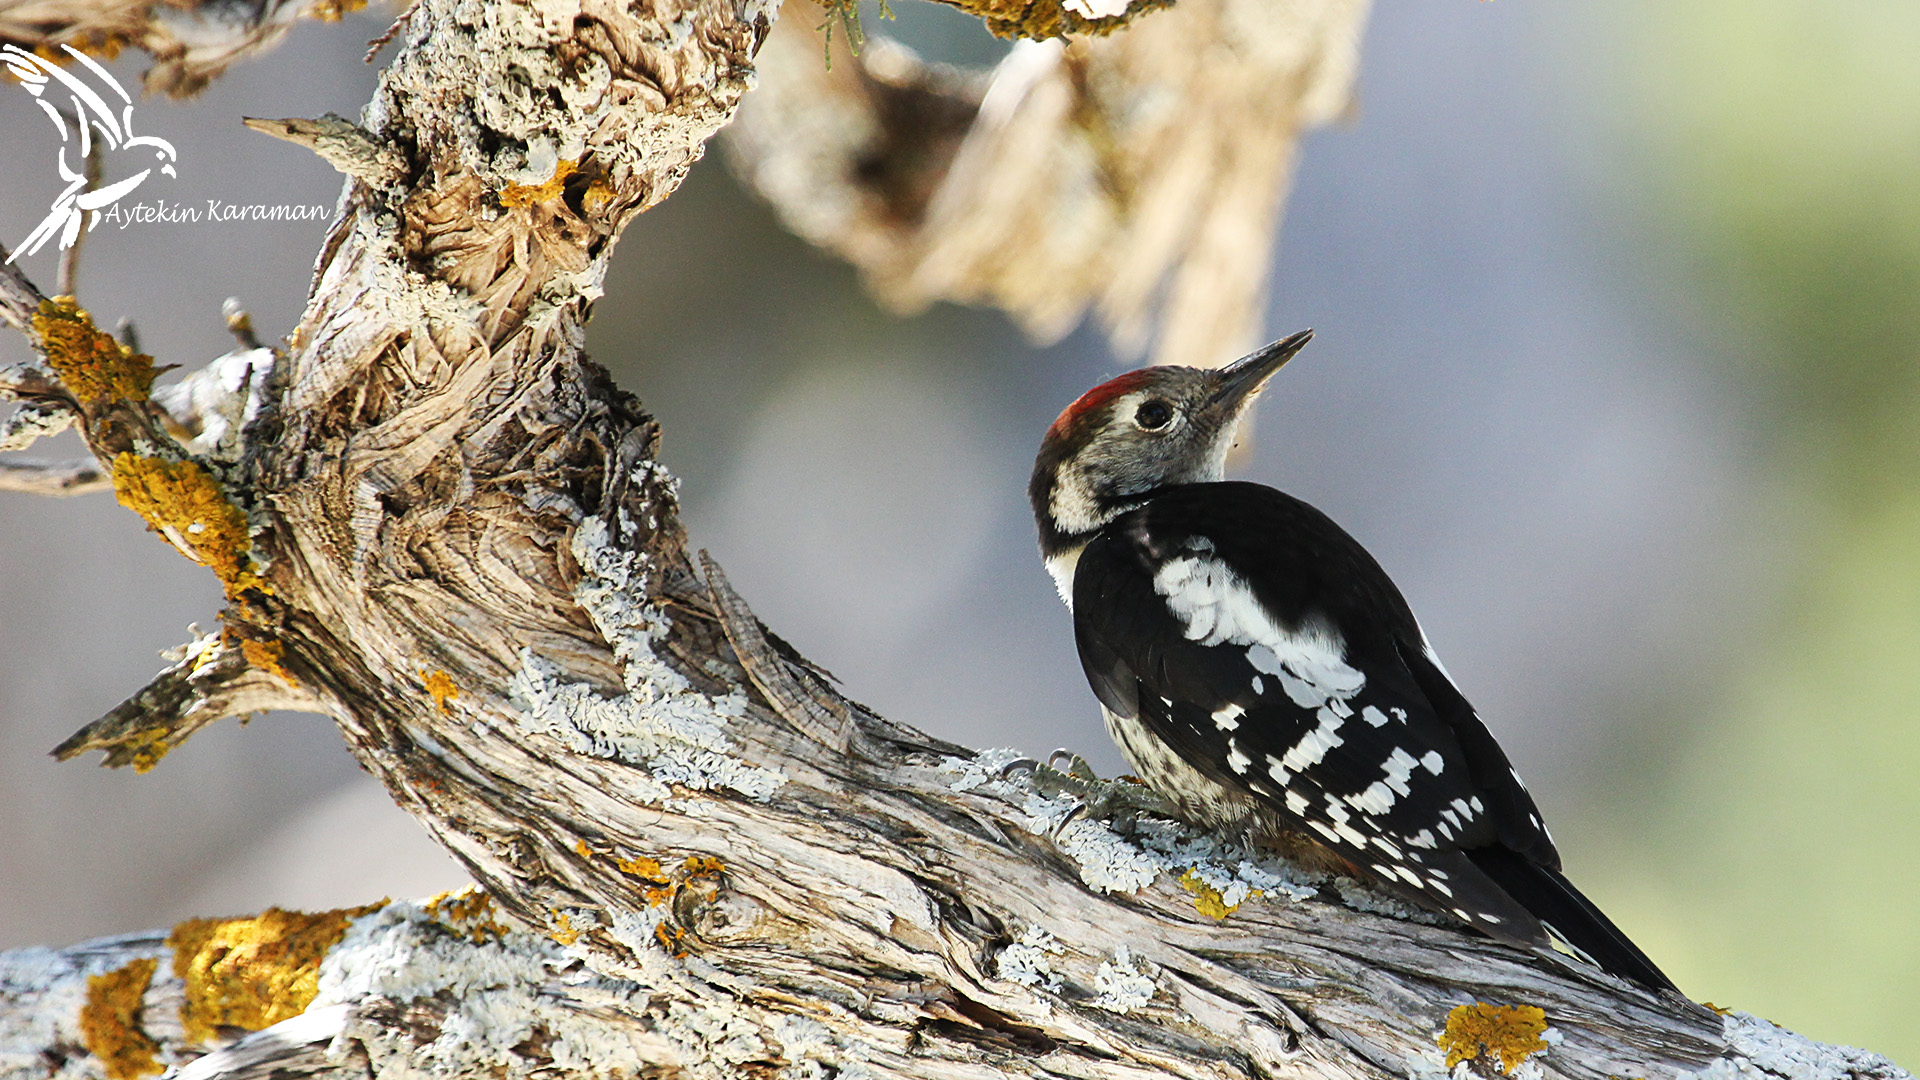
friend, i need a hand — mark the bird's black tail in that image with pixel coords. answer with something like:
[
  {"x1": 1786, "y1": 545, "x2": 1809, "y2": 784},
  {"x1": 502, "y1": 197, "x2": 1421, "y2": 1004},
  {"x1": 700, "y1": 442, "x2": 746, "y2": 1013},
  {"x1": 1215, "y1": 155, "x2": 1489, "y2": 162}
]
[{"x1": 1467, "y1": 846, "x2": 1679, "y2": 993}]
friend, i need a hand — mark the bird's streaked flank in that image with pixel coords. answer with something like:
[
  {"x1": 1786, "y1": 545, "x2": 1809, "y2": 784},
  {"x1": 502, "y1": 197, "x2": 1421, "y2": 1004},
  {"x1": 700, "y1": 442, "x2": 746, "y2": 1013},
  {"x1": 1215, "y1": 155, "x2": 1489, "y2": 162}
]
[{"x1": 1029, "y1": 330, "x2": 1678, "y2": 992}]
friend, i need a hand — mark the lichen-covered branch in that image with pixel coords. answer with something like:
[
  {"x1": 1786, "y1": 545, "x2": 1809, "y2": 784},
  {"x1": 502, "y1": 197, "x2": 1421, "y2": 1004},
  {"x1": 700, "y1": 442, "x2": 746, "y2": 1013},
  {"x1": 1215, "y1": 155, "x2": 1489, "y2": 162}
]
[
  {"x1": 0, "y1": 0, "x2": 1913, "y2": 1077},
  {"x1": 52, "y1": 629, "x2": 325, "y2": 771},
  {"x1": 1, "y1": 756, "x2": 1908, "y2": 1080},
  {"x1": 726, "y1": 0, "x2": 1369, "y2": 369}
]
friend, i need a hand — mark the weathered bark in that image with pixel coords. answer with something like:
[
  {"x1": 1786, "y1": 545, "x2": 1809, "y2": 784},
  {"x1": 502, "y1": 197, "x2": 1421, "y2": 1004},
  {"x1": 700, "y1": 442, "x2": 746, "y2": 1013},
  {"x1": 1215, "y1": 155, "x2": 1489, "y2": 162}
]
[{"x1": 0, "y1": 0, "x2": 1911, "y2": 1077}]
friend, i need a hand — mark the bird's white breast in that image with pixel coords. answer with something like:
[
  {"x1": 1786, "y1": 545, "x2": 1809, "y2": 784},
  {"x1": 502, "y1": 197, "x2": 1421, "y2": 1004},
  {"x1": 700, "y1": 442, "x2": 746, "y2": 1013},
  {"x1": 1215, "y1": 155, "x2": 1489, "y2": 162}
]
[
  {"x1": 1045, "y1": 545, "x2": 1082, "y2": 608},
  {"x1": 1101, "y1": 706, "x2": 1261, "y2": 830}
]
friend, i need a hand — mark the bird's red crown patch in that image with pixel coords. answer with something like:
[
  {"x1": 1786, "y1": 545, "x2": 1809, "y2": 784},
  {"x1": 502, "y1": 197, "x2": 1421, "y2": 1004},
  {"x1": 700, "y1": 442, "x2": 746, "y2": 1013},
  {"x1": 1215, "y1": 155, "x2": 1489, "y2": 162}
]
[{"x1": 1046, "y1": 369, "x2": 1157, "y2": 442}]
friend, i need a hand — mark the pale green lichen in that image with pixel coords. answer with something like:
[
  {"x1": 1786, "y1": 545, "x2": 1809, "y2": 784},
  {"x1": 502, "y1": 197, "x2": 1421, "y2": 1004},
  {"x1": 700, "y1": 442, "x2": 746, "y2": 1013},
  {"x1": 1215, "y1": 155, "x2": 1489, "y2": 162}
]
[
  {"x1": 1679, "y1": 1011, "x2": 1909, "y2": 1080},
  {"x1": 996, "y1": 926, "x2": 1064, "y2": 990},
  {"x1": 314, "y1": 899, "x2": 689, "y2": 1075},
  {"x1": 1015, "y1": 783, "x2": 1318, "y2": 909},
  {"x1": 507, "y1": 512, "x2": 784, "y2": 802},
  {"x1": 1091, "y1": 944, "x2": 1156, "y2": 1013}
]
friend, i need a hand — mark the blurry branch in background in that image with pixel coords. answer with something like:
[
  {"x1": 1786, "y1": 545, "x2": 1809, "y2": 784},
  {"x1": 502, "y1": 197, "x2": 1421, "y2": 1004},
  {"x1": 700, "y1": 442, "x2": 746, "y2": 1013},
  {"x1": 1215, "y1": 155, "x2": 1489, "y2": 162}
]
[
  {"x1": 0, "y1": 0, "x2": 375, "y2": 96},
  {"x1": 0, "y1": 248, "x2": 51, "y2": 332},
  {"x1": 58, "y1": 125, "x2": 102, "y2": 297},
  {"x1": 726, "y1": 0, "x2": 1366, "y2": 369},
  {"x1": 0, "y1": 0, "x2": 1912, "y2": 1076},
  {"x1": 0, "y1": 0, "x2": 1179, "y2": 98},
  {"x1": 0, "y1": 456, "x2": 109, "y2": 494},
  {"x1": 882, "y1": 0, "x2": 1176, "y2": 40}
]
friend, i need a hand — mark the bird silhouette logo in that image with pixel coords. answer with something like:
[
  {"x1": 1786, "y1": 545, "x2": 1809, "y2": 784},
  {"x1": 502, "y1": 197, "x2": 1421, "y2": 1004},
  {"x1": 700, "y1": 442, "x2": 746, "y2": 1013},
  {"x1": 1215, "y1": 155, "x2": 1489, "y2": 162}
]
[{"x1": 4, "y1": 43, "x2": 179, "y2": 262}]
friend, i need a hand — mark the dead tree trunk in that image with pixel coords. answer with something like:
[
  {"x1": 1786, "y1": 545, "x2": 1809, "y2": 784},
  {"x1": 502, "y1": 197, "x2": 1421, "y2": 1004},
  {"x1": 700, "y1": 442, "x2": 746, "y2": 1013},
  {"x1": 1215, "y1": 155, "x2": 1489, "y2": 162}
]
[{"x1": 0, "y1": 0, "x2": 1909, "y2": 1077}]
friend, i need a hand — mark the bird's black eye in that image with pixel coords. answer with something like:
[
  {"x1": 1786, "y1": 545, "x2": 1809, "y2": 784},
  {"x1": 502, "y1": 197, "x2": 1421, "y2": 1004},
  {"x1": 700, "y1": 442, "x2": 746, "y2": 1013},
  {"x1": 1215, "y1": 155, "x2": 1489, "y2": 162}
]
[{"x1": 1134, "y1": 399, "x2": 1174, "y2": 431}]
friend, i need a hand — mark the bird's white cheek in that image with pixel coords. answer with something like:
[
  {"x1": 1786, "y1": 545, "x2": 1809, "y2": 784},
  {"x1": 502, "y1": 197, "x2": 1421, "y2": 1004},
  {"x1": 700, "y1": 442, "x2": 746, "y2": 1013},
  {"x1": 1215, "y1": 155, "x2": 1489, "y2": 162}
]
[{"x1": 1048, "y1": 466, "x2": 1106, "y2": 537}]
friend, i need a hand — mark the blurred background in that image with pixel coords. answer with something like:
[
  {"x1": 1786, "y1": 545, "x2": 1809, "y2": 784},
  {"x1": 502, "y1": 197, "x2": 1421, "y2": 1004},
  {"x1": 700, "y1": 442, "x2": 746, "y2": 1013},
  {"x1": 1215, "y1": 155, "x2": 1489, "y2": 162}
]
[{"x1": 3, "y1": 0, "x2": 1917, "y2": 1060}]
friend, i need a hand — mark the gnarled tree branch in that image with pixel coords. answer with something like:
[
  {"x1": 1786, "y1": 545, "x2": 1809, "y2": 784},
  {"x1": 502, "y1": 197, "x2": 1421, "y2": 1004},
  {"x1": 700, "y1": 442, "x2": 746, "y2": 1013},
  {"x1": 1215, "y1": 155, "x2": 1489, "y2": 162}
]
[{"x1": 0, "y1": 0, "x2": 1910, "y2": 1078}]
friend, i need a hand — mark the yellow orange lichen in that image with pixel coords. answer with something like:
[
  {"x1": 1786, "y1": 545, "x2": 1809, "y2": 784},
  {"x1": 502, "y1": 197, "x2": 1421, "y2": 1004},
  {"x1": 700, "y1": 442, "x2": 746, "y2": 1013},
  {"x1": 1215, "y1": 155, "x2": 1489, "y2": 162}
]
[
  {"x1": 309, "y1": 0, "x2": 368, "y2": 21},
  {"x1": 29, "y1": 33, "x2": 130, "y2": 62},
  {"x1": 550, "y1": 909, "x2": 580, "y2": 946},
  {"x1": 1438, "y1": 1002, "x2": 1550, "y2": 1074},
  {"x1": 71, "y1": 31, "x2": 130, "y2": 58},
  {"x1": 611, "y1": 853, "x2": 725, "y2": 913},
  {"x1": 927, "y1": 0, "x2": 1168, "y2": 42},
  {"x1": 580, "y1": 180, "x2": 615, "y2": 216},
  {"x1": 110, "y1": 453, "x2": 267, "y2": 598},
  {"x1": 424, "y1": 887, "x2": 510, "y2": 943},
  {"x1": 34, "y1": 297, "x2": 156, "y2": 403},
  {"x1": 616, "y1": 855, "x2": 666, "y2": 881},
  {"x1": 243, "y1": 639, "x2": 293, "y2": 683},
  {"x1": 683, "y1": 856, "x2": 725, "y2": 877},
  {"x1": 499, "y1": 159, "x2": 578, "y2": 208},
  {"x1": 421, "y1": 669, "x2": 457, "y2": 714},
  {"x1": 654, "y1": 922, "x2": 685, "y2": 955},
  {"x1": 122, "y1": 728, "x2": 175, "y2": 775},
  {"x1": 1177, "y1": 870, "x2": 1246, "y2": 920},
  {"x1": 168, "y1": 904, "x2": 381, "y2": 1043},
  {"x1": 79, "y1": 957, "x2": 163, "y2": 1080}
]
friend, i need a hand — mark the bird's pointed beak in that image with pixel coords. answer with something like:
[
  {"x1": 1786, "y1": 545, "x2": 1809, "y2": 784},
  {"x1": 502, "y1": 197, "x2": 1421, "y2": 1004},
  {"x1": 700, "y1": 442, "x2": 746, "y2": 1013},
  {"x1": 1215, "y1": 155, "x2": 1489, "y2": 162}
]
[{"x1": 1211, "y1": 329, "x2": 1313, "y2": 415}]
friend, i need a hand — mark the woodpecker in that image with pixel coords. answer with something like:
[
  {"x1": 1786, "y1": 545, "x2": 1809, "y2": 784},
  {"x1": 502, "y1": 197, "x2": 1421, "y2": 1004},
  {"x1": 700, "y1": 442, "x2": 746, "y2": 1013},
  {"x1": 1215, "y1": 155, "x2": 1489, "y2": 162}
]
[{"x1": 1030, "y1": 330, "x2": 1677, "y2": 992}]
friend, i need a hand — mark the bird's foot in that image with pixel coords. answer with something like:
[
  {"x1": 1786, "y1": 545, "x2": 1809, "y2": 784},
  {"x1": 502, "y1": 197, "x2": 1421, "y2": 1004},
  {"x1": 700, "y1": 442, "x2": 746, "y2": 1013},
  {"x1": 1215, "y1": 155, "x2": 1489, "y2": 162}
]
[
  {"x1": 1002, "y1": 750, "x2": 1180, "y2": 831},
  {"x1": 999, "y1": 748, "x2": 1097, "y2": 795}
]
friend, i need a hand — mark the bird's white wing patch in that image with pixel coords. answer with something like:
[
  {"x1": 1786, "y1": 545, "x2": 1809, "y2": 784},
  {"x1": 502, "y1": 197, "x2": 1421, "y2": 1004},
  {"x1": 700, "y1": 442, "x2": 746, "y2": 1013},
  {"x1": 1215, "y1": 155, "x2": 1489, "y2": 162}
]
[{"x1": 1151, "y1": 552, "x2": 1366, "y2": 707}]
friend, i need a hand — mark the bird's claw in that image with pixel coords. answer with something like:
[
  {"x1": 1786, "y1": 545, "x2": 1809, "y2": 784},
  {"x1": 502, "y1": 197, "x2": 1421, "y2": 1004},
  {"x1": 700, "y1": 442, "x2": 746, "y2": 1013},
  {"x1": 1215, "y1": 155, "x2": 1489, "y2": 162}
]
[
  {"x1": 1004, "y1": 749, "x2": 1104, "y2": 802},
  {"x1": 997, "y1": 755, "x2": 1044, "y2": 783},
  {"x1": 1001, "y1": 750, "x2": 1179, "y2": 834},
  {"x1": 1080, "y1": 776, "x2": 1180, "y2": 825}
]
